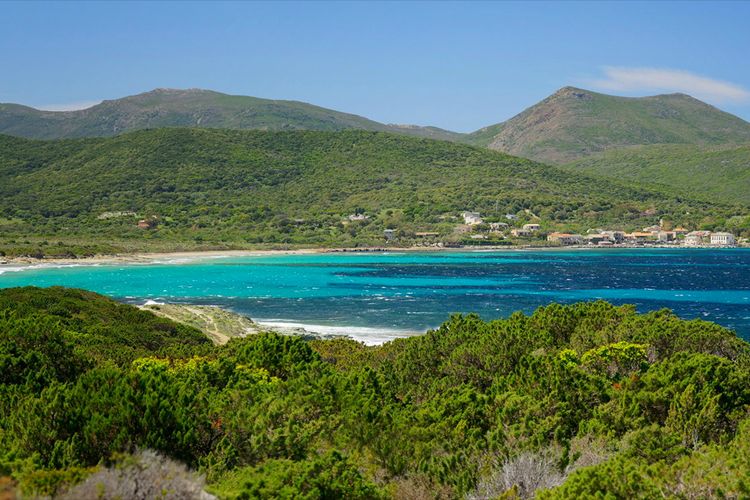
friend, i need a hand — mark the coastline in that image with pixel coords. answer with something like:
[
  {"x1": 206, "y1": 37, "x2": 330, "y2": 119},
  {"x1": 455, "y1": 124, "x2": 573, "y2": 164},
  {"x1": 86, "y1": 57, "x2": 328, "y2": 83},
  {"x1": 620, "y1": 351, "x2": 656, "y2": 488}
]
[{"x1": 1, "y1": 243, "x2": 747, "y2": 269}]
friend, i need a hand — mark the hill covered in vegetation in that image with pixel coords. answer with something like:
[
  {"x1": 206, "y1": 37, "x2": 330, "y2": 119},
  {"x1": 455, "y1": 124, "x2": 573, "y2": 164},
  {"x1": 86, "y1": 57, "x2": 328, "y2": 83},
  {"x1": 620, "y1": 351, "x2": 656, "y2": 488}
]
[
  {"x1": 1, "y1": 128, "x2": 744, "y2": 257},
  {"x1": 468, "y1": 87, "x2": 750, "y2": 164},
  {"x1": 1, "y1": 286, "x2": 749, "y2": 498},
  {"x1": 563, "y1": 143, "x2": 750, "y2": 206},
  {"x1": 0, "y1": 88, "x2": 464, "y2": 142}
]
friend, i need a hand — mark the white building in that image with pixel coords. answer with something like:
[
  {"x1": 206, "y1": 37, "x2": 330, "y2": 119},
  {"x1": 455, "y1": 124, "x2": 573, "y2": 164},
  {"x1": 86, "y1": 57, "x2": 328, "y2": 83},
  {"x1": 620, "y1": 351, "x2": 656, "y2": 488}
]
[
  {"x1": 523, "y1": 223, "x2": 541, "y2": 231},
  {"x1": 489, "y1": 222, "x2": 509, "y2": 232},
  {"x1": 511, "y1": 228, "x2": 532, "y2": 237},
  {"x1": 710, "y1": 232, "x2": 735, "y2": 246},
  {"x1": 684, "y1": 231, "x2": 711, "y2": 247},
  {"x1": 462, "y1": 211, "x2": 483, "y2": 225}
]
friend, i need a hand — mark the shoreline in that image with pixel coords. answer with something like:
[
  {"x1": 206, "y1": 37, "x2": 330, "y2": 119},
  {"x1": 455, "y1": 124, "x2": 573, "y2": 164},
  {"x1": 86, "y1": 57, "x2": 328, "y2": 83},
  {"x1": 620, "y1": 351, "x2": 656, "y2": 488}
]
[{"x1": 1, "y1": 244, "x2": 747, "y2": 268}]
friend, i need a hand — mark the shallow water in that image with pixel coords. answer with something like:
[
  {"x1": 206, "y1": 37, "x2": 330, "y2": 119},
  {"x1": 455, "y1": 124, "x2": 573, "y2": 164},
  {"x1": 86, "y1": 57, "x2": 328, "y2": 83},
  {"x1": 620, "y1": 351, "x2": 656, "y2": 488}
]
[{"x1": 2, "y1": 249, "x2": 749, "y2": 344}]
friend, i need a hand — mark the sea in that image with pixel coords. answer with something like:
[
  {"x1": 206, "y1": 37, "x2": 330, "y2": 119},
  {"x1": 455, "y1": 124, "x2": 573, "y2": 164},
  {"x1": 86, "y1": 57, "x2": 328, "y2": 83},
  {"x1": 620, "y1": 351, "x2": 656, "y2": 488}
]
[{"x1": 1, "y1": 248, "x2": 749, "y2": 344}]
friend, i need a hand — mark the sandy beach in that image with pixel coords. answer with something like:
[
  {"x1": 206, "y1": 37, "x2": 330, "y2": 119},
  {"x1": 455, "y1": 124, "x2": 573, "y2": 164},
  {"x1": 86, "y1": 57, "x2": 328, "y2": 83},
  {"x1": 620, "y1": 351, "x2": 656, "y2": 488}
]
[
  {"x1": 1, "y1": 243, "x2": 744, "y2": 269},
  {"x1": 0, "y1": 248, "x2": 329, "y2": 267}
]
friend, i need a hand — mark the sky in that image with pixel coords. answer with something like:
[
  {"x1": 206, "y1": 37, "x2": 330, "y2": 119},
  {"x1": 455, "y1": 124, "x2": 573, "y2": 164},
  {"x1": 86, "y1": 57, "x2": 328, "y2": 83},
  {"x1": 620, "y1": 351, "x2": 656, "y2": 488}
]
[{"x1": 1, "y1": 1, "x2": 749, "y2": 132}]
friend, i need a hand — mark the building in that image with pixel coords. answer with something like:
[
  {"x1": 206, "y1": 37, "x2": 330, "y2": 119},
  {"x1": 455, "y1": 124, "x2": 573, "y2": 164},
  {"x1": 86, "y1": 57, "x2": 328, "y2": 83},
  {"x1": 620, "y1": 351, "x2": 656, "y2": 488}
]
[
  {"x1": 462, "y1": 211, "x2": 483, "y2": 225},
  {"x1": 414, "y1": 232, "x2": 439, "y2": 238},
  {"x1": 348, "y1": 213, "x2": 369, "y2": 221},
  {"x1": 505, "y1": 214, "x2": 519, "y2": 221},
  {"x1": 684, "y1": 231, "x2": 711, "y2": 247},
  {"x1": 673, "y1": 226, "x2": 689, "y2": 235},
  {"x1": 548, "y1": 232, "x2": 583, "y2": 245},
  {"x1": 657, "y1": 231, "x2": 677, "y2": 243},
  {"x1": 383, "y1": 229, "x2": 396, "y2": 241},
  {"x1": 642, "y1": 225, "x2": 662, "y2": 234},
  {"x1": 601, "y1": 231, "x2": 625, "y2": 243},
  {"x1": 511, "y1": 228, "x2": 532, "y2": 237},
  {"x1": 523, "y1": 223, "x2": 541, "y2": 232},
  {"x1": 710, "y1": 232, "x2": 735, "y2": 246},
  {"x1": 627, "y1": 232, "x2": 656, "y2": 243},
  {"x1": 585, "y1": 233, "x2": 613, "y2": 245},
  {"x1": 137, "y1": 219, "x2": 155, "y2": 229},
  {"x1": 489, "y1": 222, "x2": 509, "y2": 232}
]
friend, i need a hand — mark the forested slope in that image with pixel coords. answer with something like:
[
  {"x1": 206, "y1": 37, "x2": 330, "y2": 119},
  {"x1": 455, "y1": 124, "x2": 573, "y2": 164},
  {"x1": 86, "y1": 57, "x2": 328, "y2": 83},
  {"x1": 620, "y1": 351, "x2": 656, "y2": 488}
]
[
  {"x1": 563, "y1": 143, "x2": 750, "y2": 206},
  {"x1": 1, "y1": 129, "x2": 744, "y2": 257},
  {"x1": 1, "y1": 287, "x2": 749, "y2": 498}
]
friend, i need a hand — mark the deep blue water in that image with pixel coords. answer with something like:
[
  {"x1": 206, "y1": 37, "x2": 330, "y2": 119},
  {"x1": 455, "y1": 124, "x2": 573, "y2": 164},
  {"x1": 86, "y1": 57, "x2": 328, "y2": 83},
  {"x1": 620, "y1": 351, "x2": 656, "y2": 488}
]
[{"x1": 1, "y1": 249, "x2": 749, "y2": 343}]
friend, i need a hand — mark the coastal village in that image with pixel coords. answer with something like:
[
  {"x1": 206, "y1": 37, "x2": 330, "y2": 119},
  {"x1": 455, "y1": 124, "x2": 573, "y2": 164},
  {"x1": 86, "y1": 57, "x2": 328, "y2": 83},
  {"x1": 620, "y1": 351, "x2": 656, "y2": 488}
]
[
  {"x1": 454, "y1": 211, "x2": 740, "y2": 247},
  {"x1": 367, "y1": 210, "x2": 745, "y2": 248},
  {"x1": 119, "y1": 207, "x2": 745, "y2": 250}
]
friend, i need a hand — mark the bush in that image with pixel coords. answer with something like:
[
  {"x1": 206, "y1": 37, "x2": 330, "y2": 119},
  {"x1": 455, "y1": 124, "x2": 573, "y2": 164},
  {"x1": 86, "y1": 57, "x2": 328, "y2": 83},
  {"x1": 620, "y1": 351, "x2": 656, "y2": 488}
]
[{"x1": 57, "y1": 450, "x2": 211, "y2": 500}]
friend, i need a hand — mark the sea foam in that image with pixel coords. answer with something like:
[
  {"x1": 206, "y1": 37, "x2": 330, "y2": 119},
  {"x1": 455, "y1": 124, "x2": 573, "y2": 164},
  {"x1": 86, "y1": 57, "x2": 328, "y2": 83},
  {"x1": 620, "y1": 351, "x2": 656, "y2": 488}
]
[{"x1": 254, "y1": 320, "x2": 420, "y2": 346}]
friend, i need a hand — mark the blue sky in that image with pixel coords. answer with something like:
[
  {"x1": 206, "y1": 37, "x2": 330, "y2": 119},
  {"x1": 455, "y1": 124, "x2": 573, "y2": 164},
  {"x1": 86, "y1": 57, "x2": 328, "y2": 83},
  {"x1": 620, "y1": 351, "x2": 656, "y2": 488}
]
[{"x1": 1, "y1": 1, "x2": 749, "y2": 131}]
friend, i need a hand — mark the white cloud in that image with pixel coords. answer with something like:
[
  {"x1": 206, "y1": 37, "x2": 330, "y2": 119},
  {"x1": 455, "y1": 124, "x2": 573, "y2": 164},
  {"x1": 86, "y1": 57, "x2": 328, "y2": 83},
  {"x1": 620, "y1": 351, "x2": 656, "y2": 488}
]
[
  {"x1": 591, "y1": 66, "x2": 750, "y2": 104},
  {"x1": 34, "y1": 100, "x2": 102, "y2": 111}
]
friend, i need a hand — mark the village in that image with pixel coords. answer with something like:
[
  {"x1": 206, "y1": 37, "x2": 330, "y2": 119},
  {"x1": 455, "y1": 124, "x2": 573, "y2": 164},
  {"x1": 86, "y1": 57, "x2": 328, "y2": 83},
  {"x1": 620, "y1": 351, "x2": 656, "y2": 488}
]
[
  {"x1": 455, "y1": 211, "x2": 740, "y2": 248},
  {"x1": 123, "y1": 208, "x2": 743, "y2": 249}
]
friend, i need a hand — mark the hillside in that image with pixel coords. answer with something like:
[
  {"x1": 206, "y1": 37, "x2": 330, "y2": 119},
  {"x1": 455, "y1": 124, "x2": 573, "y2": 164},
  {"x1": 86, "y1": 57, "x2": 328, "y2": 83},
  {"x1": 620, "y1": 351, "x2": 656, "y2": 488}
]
[
  {"x1": 0, "y1": 129, "x2": 740, "y2": 256},
  {"x1": 2, "y1": 287, "x2": 750, "y2": 498},
  {"x1": 467, "y1": 86, "x2": 750, "y2": 163},
  {"x1": 0, "y1": 286, "x2": 211, "y2": 365},
  {"x1": 564, "y1": 143, "x2": 750, "y2": 206},
  {"x1": 0, "y1": 88, "x2": 464, "y2": 142}
]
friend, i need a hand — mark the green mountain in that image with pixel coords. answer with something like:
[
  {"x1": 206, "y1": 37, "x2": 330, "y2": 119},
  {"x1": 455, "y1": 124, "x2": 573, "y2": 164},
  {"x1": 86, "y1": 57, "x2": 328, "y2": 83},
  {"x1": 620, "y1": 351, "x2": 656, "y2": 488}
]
[
  {"x1": 467, "y1": 86, "x2": 750, "y2": 163},
  {"x1": 564, "y1": 143, "x2": 750, "y2": 206},
  {"x1": 2, "y1": 287, "x2": 750, "y2": 498},
  {"x1": 0, "y1": 129, "x2": 743, "y2": 257},
  {"x1": 0, "y1": 88, "x2": 464, "y2": 141}
]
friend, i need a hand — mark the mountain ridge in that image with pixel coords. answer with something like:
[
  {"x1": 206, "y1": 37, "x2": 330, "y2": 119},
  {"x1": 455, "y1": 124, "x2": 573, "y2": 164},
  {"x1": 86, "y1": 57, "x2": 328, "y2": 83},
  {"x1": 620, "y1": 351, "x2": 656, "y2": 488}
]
[
  {"x1": 4, "y1": 85, "x2": 750, "y2": 171},
  {"x1": 563, "y1": 142, "x2": 750, "y2": 205},
  {"x1": 0, "y1": 88, "x2": 465, "y2": 142}
]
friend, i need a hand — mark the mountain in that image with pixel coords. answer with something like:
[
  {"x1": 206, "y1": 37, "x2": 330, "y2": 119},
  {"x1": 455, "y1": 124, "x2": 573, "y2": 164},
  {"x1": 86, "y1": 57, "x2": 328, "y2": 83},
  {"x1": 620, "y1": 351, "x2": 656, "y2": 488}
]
[
  {"x1": 563, "y1": 143, "x2": 750, "y2": 205},
  {"x1": 467, "y1": 86, "x2": 750, "y2": 163},
  {"x1": 7, "y1": 86, "x2": 750, "y2": 163},
  {"x1": 0, "y1": 88, "x2": 465, "y2": 142},
  {"x1": 0, "y1": 128, "x2": 737, "y2": 257}
]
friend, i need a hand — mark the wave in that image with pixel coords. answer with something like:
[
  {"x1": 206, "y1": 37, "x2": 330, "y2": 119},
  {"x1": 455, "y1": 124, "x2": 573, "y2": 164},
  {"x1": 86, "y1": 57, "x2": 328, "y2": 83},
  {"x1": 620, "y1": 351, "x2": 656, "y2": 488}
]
[
  {"x1": 0, "y1": 262, "x2": 100, "y2": 275},
  {"x1": 0, "y1": 266, "x2": 26, "y2": 275},
  {"x1": 148, "y1": 254, "x2": 233, "y2": 265},
  {"x1": 254, "y1": 319, "x2": 420, "y2": 346},
  {"x1": 142, "y1": 299, "x2": 167, "y2": 306}
]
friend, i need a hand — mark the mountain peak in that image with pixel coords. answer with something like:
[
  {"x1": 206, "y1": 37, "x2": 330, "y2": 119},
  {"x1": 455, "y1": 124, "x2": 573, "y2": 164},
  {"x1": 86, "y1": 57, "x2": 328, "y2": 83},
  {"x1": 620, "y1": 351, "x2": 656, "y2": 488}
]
[
  {"x1": 471, "y1": 87, "x2": 750, "y2": 163},
  {"x1": 553, "y1": 86, "x2": 589, "y2": 95},
  {"x1": 550, "y1": 86, "x2": 594, "y2": 101},
  {"x1": 144, "y1": 87, "x2": 210, "y2": 94}
]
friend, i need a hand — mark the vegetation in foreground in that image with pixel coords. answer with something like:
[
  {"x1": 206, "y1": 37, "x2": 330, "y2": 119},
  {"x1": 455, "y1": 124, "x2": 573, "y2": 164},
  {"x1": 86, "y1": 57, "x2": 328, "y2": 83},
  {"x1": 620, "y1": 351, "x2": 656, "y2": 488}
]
[
  {"x1": 2, "y1": 129, "x2": 747, "y2": 259},
  {"x1": 1, "y1": 286, "x2": 749, "y2": 498}
]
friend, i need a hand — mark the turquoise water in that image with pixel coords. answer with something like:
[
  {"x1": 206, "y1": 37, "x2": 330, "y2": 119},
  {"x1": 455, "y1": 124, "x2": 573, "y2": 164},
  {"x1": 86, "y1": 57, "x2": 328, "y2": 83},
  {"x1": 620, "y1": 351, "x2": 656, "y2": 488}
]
[{"x1": 1, "y1": 249, "x2": 749, "y2": 343}]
